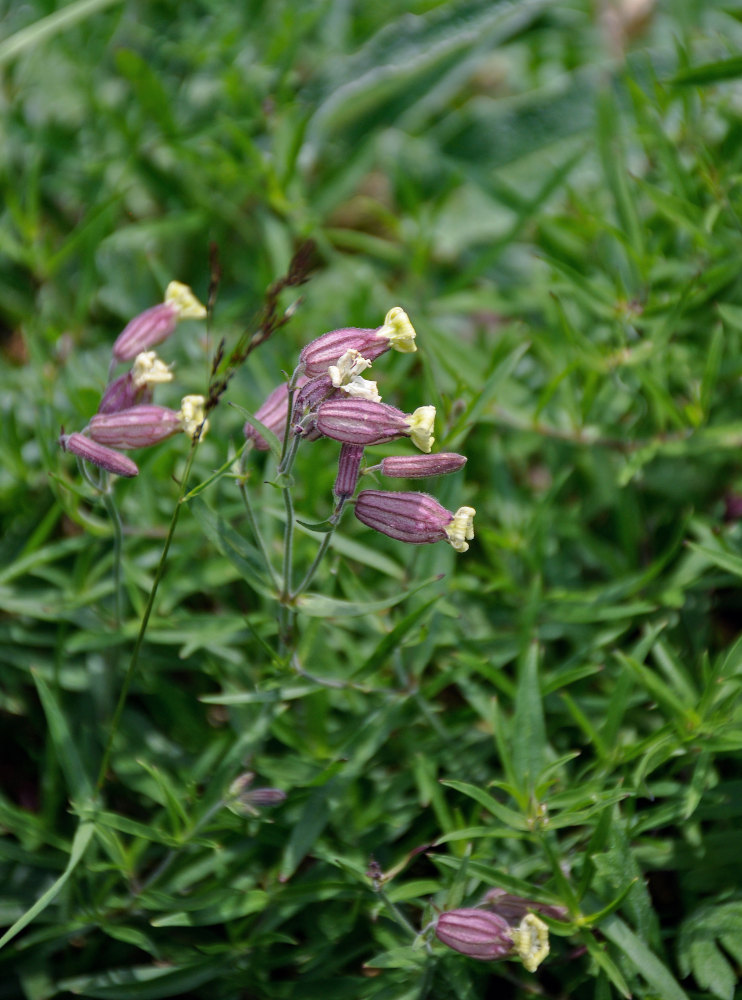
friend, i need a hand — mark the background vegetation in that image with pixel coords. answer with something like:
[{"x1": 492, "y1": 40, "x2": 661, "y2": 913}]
[{"x1": 2, "y1": 0, "x2": 742, "y2": 997}]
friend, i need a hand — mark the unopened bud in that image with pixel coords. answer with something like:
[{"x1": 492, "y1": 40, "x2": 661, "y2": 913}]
[
  {"x1": 373, "y1": 453, "x2": 467, "y2": 478},
  {"x1": 334, "y1": 444, "x2": 364, "y2": 499},
  {"x1": 60, "y1": 432, "x2": 139, "y2": 477},
  {"x1": 227, "y1": 772, "x2": 287, "y2": 817}
]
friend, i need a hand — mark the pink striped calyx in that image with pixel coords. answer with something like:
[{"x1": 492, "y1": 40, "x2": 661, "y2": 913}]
[
  {"x1": 314, "y1": 399, "x2": 435, "y2": 453},
  {"x1": 298, "y1": 307, "x2": 416, "y2": 377},
  {"x1": 59, "y1": 432, "x2": 139, "y2": 477},
  {"x1": 435, "y1": 909, "x2": 513, "y2": 961}
]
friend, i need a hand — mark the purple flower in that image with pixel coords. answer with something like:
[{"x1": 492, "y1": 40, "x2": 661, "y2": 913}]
[
  {"x1": 435, "y1": 909, "x2": 513, "y2": 961},
  {"x1": 59, "y1": 432, "x2": 139, "y2": 478},
  {"x1": 88, "y1": 404, "x2": 182, "y2": 449},
  {"x1": 354, "y1": 490, "x2": 475, "y2": 552},
  {"x1": 112, "y1": 282, "x2": 206, "y2": 361},
  {"x1": 314, "y1": 399, "x2": 436, "y2": 453},
  {"x1": 372, "y1": 453, "x2": 467, "y2": 479},
  {"x1": 334, "y1": 444, "x2": 364, "y2": 499},
  {"x1": 298, "y1": 307, "x2": 416, "y2": 377}
]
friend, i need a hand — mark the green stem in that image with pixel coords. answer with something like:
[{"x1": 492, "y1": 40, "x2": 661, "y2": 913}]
[
  {"x1": 278, "y1": 483, "x2": 296, "y2": 651},
  {"x1": 95, "y1": 442, "x2": 199, "y2": 793}
]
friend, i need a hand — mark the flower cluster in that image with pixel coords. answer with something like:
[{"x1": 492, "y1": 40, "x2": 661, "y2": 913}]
[
  {"x1": 434, "y1": 890, "x2": 567, "y2": 972},
  {"x1": 60, "y1": 283, "x2": 209, "y2": 479},
  {"x1": 245, "y1": 308, "x2": 475, "y2": 553}
]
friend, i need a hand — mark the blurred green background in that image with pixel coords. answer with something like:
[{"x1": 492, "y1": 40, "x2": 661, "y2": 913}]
[{"x1": 3, "y1": 1, "x2": 742, "y2": 998}]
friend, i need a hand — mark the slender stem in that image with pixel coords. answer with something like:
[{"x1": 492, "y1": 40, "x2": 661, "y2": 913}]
[
  {"x1": 101, "y1": 490, "x2": 124, "y2": 628},
  {"x1": 279, "y1": 365, "x2": 303, "y2": 468},
  {"x1": 95, "y1": 442, "x2": 199, "y2": 793},
  {"x1": 292, "y1": 498, "x2": 347, "y2": 598}
]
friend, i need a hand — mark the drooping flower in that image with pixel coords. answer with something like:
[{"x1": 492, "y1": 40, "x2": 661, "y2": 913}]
[
  {"x1": 88, "y1": 405, "x2": 182, "y2": 449},
  {"x1": 368, "y1": 453, "x2": 467, "y2": 478},
  {"x1": 354, "y1": 490, "x2": 475, "y2": 552},
  {"x1": 299, "y1": 307, "x2": 416, "y2": 377},
  {"x1": 88, "y1": 395, "x2": 208, "y2": 449},
  {"x1": 435, "y1": 910, "x2": 513, "y2": 961},
  {"x1": 112, "y1": 282, "x2": 207, "y2": 361},
  {"x1": 59, "y1": 431, "x2": 139, "y2": 477},
  {"x1": 434, "y1": 908, "x2": 551, "y2": 972},
  {"x1": 314, "y1": 399, "x2": 435, "y2": 453}
]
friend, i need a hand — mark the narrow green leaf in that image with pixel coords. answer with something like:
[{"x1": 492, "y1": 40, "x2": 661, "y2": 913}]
[
  {"x1": 0, "y1": 821, "x2": 95, "y2": 950},
  {"x1": 512, "y1": 641, "x2": 547, "y2": 794},
  {"x1": 601, "y1": 914, "x2": 690, "y2": 1000},
  {"x1": 351, "y1": 596, "x2": 439, "y2": 678},
  {"x1": 56, "y1": 959, "x2": 224, "y2": 1000},
  {"x1": 296, "y1": 575, "x2": 439, "y2": 618},
  {"x1": 0, "y1": 0, "x2": 124, "y2": 68},
  {"x1": 670, "y1": 56, "x2": 742, "y2": 85},
  {"x1": 31, "y1": 667, "x2": 93, "y2": 804},
  {"x1": 439, "y1": 779, "x2": 528, "y2": 831},
  {"x1": 188, "y1": 497, "x2": 272, "y2": 597}
]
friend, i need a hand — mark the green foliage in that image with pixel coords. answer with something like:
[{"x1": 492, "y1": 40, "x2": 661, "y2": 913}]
[{"x1": 2, "y1": 0, "x2": 742, "y2": 998}]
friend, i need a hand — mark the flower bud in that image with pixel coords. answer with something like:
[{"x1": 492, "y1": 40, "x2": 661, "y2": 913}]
[
  {"x1": 59, "y1": 432, "x2": 139, "y2": 477},
  {"x1": 315, "y1": 400, "x2": 435, "y2": 452},
  {"x1": 227, "y1": 773, "x2": 287, "y2": 817},
  {"x1": 435, "y1": 909, "x2": 513, "y2": 961},
  {"x1": 373, "y1": 453, "x2": 467, "y2": 478},
  {"x1": 298, "y1": 307, "x2": 417, "y2": 377},
  {"x1": 112, "y1": 282, "x2": 206, "y2": 361},
  {"x1": 88, "y1": 405, "x2": 182, "y2": 449},
  {"x1": 334, "y1": 444, "x2": 364, "y2": 499},
  {"x1": 354, "y1": 490, "x2": 475, "y2": 552}
]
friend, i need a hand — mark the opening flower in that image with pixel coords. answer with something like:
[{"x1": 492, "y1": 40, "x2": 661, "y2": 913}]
[{"x1": 354, "y1": 490, "x2": 475, "y2": 552}]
